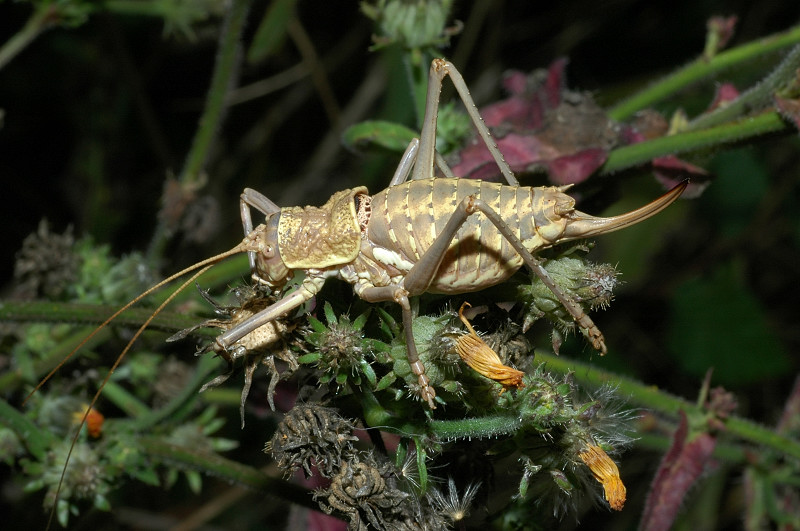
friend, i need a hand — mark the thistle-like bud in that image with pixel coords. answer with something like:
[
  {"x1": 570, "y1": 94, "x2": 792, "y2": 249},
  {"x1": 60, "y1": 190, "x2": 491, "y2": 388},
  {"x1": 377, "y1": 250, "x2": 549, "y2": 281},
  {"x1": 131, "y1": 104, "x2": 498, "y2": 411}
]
[
  {"x1": 513, "y1": 252, "x2": 619, "y2": 352},
  {"x1": 361, "y1": 0, "x2": 457, "y2": 50},
  {"x1": 266, "y1": 404, "x2": 359, "y2": 478},
  {"x1": 14, "y1": 220, "x2": 78, "y2": 300},
  {"x1": 303, "y1": 303, "x2": 377, "y2": 391}
]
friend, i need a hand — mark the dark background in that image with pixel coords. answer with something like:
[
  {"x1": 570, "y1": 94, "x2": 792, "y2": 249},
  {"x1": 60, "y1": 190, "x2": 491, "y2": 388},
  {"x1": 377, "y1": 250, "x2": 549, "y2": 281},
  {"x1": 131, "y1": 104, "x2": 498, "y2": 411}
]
[{"x1": 2, "y1": 1, "x2": 800, "y2": 529}]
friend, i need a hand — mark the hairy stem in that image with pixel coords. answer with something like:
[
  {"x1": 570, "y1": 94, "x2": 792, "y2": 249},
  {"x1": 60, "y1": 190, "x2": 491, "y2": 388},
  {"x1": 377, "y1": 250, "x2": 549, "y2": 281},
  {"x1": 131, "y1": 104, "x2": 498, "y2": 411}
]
[
  {"x1": 602, "y1": 110, "x2": 787, "y2": 173},
  {"x1": 687, "y1": 44, "x2": 800, "y2": 130},
  {"x1": 608, "y1": 24, "x2": 800, "y2": 120},
  {"x1": 536, "y1": 351, "x2": 800, "y2": 461}
]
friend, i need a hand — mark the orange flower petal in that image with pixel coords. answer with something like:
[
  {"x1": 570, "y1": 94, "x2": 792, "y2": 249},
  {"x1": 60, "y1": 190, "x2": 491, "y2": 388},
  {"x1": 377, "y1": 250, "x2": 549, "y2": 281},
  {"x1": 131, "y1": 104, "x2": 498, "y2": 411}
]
[
  {"x1": 579, "y1": 444, "x2": 626, "y2": 511},
  {"x1": 454, "y1": 302, "x2": 525, "y2": 389}
]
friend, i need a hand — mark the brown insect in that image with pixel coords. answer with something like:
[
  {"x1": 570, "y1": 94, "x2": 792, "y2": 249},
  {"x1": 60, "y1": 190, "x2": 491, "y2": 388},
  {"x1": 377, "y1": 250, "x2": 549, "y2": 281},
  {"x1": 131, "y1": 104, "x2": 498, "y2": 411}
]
[{"x1": 29, "y1": 59, "x2": 685, "y2": 524}]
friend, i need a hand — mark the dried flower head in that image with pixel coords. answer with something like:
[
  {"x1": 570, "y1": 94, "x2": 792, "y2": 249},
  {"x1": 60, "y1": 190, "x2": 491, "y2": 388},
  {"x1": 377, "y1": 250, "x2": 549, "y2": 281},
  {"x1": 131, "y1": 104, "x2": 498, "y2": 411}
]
[
  {"x1": 168, "y1": 283, "x2": 301, "y2": 425},
  {"x1": 314, "y1": 456, "x2": 410, "y2": 530},
  {"x1": 266, "y1": 404, "x2": 359, "y2": 478},
  {"x1": 14, "y1": 219, "x2": 79, "y2": 300}
]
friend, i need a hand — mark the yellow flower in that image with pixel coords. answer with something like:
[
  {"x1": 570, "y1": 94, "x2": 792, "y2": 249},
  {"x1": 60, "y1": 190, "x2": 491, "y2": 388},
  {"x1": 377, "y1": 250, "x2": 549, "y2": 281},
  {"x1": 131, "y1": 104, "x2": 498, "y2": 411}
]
[
  {"x1": 454, "y1": 302, "x2": 525, "y2": 390},
  {"x1": 578, "y1": 444, "x2": 626, "y2": 511}
]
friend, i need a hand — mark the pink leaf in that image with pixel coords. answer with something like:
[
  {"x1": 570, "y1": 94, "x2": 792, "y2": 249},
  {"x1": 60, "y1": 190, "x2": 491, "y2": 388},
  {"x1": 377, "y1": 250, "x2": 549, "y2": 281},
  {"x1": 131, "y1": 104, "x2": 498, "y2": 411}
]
[{"x1": 639, "y1": 411, "x2": 717, "y2": 531}]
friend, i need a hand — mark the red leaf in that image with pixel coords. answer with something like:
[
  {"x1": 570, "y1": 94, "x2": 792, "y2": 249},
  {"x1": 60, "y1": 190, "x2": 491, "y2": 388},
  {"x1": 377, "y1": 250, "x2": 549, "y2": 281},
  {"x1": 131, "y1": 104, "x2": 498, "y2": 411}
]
[
  {"x1": 639, "y1": 411, "x2": 717, "y2": 531},
  {"x1": 775, "y1": 95, "x2": 800, "y2": 130}
]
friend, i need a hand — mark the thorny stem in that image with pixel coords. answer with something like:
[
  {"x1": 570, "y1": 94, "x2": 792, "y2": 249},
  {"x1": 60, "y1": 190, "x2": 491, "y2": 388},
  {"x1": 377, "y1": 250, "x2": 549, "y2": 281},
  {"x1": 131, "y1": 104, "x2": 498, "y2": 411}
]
[
  {"x1": 146, "y1": 0, "x2": 251, "y2": 264},
  {"x1": 601, "y1": 110, "x2": 787, "y2": 173},
  {"x1": 608, "y1": 24, "x2": 800, "y2": 121},
  {"x1": 535, "y1": 351, "x2": 800, "y2": 462},
  {"x1": 0, "y1": 300, "x2": 212, "y2": 335},
  {"x1": 687, "y1": 44, "x2": 800, "y2": 131}
]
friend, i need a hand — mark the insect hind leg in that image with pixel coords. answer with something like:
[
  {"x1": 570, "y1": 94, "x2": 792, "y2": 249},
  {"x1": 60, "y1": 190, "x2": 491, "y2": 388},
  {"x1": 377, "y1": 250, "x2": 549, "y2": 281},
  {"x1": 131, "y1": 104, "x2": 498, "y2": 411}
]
[
  {"x1": 467, "y1": 197, "x2": 607, "y2": 354},
  {"x1": 412, "y1": 59, "x2": 518, "y2": 186}
]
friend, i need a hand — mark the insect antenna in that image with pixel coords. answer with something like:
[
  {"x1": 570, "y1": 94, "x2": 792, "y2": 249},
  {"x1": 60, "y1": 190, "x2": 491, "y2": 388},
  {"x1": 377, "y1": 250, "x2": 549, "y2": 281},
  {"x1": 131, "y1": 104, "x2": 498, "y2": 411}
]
[
  {"x1": 25, "y1": 242, "x2": 249, "y2": 405},
  {"x1": 27, "y1": 241, "x2": 250, "y2": 529}
]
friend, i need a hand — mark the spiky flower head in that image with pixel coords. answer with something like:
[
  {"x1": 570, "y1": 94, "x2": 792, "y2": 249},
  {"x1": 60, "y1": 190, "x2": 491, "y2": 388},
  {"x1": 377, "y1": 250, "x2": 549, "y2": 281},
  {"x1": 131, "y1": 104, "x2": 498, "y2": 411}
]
[{"x1": 511, "y1": 249, "x2": 619, "y2": 353}]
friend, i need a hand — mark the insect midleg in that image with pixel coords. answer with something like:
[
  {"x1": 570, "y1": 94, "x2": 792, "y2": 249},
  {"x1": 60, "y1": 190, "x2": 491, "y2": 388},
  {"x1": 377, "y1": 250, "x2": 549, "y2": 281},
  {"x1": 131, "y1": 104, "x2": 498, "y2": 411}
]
[{"x1": 357, "y1": 283, "x2": 435, "y2": 408}]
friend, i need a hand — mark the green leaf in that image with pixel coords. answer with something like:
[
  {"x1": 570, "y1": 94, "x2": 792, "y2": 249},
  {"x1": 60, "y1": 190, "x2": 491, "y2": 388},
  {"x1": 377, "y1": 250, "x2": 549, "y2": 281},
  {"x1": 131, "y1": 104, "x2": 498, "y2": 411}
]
[
  {"x1": 323, "y1": 302, "x2": 337, "y2": 325},
  {"x1": 308, "y1": 315, "x2": 327, "y2": 333},
  {"x1": 131, "y1": 466, "x2": 161, "y2": 487},
  {"x1": 361, "y1": 360, "x2": 377, "y2": 387},
  {"x1": 376, "y1": 372, "x2": 397, "y2": 391},
  {"x1": 297, "y1": 352, "x2": 320, "y2": 364},
  {"x1": 668, "y1": 261, "x2": 790, "y2": 385},
  {"x1": 186, "y1": 469, "x2": 203, "y2": 494},
  {"x1": 342, "y1": 120, "x2": 417, "y2": 153},
  {"x1": 353, "y1": 309, "x2": 371, "y2": 330},
  {"x1": 247, "y1": 0, "x2": 296, "y2": 63}
]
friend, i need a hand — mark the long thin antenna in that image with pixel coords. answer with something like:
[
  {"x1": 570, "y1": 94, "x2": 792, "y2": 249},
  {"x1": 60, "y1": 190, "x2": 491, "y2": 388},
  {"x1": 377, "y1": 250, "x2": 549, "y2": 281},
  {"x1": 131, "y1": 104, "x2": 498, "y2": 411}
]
[{"x1": 25, "y1": 242, "x2": 248, "y2": 405}]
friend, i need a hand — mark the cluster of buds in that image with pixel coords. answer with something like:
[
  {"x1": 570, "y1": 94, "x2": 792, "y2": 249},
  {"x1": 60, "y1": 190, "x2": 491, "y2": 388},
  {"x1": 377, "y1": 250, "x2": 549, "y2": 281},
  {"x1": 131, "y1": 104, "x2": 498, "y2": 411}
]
[
  {"x1": 511, "y1": 376, "x2": 633, "y2": 516},
  {"x1": 302, "y1": 303, "x2": 379, "y2": 393}
]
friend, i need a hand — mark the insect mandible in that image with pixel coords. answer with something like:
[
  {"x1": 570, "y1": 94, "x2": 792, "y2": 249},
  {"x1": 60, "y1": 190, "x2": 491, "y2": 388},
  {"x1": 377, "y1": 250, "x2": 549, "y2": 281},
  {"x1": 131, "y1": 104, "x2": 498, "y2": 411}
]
[{"x1": 29, "y1": 59, "x2": 685, "y2": 521}]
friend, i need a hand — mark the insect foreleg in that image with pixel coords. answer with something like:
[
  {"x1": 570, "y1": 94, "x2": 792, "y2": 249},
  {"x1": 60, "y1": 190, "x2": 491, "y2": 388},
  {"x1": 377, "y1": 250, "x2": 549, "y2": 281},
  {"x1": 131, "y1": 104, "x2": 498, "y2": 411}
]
[{"x1": 212, "y1": 276, "x2": 325, "y2": 352}]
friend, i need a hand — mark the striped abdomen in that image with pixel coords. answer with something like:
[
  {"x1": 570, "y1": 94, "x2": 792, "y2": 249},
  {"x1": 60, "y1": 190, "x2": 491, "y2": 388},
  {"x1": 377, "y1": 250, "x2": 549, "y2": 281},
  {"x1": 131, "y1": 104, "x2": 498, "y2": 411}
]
[{"x1": 366, "y1": 178, "x2": 549, "y2": 294}]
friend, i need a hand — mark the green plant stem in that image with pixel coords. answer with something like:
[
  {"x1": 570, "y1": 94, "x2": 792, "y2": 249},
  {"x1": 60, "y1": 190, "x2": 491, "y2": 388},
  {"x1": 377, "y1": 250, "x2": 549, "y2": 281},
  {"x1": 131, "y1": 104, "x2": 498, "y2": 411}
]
[
  {"x1": 101, "y1": 381, "x2": 152, "y2": 418},
  {"x1": 124, "y1": 354, "x2": 222, "y2": 431},
  {"x1": 535, "y1": 351, "x2": 800, "y2": 461},
  {"x1": 601, "y1": 111, "x2": 787, "y2": 173},
  {"x1": 104, "y1": 0, "x2": 194, "y2": 18},
  {"x1": 608, "y1": 24, "x2": 800, "y2": 121},
  {"x1": 0, "y1": 300, "x2": 209, "y2": 334},
  {"x1": 0, "y1": 4, "x2": 52, "y2": 71},
  {"x1": 138, "y1": 435, "x2": 317, "y2": 510},
  {"x1": 147, "y1": 0, "x2": 251, "y2": 263},
  {"x1": 429, "y1": 413, "x2": 521, "y2": 440},
  {"x1": 358, "y1": 387, "x2": 428, "y2": 437}
]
